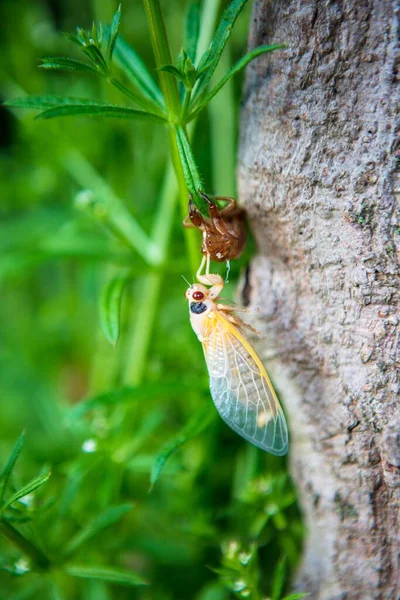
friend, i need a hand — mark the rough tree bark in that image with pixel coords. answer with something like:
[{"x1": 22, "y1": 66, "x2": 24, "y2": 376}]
[{"x1": 238, "y1": 1, "x2": 400, "y2": 598}]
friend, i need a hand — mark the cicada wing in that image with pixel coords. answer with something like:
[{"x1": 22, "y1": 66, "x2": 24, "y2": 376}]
[{"x1": 202, "y1": 312, "x2": 288, "y2": 456}]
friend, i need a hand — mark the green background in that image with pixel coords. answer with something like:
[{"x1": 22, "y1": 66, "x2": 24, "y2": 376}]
[{"x1": 0, "y1": 1, "x2": 303, "y2": 598}]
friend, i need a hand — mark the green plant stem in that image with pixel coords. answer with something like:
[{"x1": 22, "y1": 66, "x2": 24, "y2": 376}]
[
  {"x1": 0, "y1": 519, "x2": 51, "y2": 570},
  {"x1": 142, "y1": 0, "x2": 180, "y2": 120},
  {"x1": 63, "y1": 150, "x2": 161, "y2": 265},
  {"x1": 142, "y1": 0, "x2": 199, "y2": 265},
  {"x1": 123, "y1": 158, "x2": 197, "y2": 385},
  {"x1": 124, "y1": 272, "x2": 161, "y2": 385}
]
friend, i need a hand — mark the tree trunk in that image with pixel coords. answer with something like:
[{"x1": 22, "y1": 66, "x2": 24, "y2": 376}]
[{"x1": 238, "y1": 1, "x2": 400, "y2": 598}]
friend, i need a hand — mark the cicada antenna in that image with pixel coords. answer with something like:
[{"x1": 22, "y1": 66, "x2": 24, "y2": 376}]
[{"x1": 181, "y1": 274, "x2": 192, "y2": 287}]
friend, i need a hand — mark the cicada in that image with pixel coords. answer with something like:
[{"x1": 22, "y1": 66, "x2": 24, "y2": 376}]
[{"x1": 185, "y1": 269, "x2": 288, "y2": 455}]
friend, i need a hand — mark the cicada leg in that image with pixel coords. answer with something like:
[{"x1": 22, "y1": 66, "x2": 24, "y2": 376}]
[
  {"x1": 196, "y1": 254, "x2": 224, "y2": 299},
  {"x1": 225, "y1": 313, "x2": 260, "y2": 337},
  {"x1": 213, "y1": 196, "x2": 241, "y2": 216}
]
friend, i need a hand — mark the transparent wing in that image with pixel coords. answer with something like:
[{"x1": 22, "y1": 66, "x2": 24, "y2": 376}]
[{"x1": 202, "y1": 312, "x2": 288, "y2": 455}]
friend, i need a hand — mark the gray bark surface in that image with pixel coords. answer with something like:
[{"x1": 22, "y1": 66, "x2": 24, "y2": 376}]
[{"x1": 238, "y1": 1, "x2": 400, "y2": 598}]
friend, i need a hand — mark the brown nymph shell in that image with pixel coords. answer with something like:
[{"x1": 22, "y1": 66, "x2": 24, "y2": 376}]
[{"x1": 183, "y1": 192, "x2": 246, "y2": 262}]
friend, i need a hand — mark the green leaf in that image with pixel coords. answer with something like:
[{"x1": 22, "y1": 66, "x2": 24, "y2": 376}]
[
  {"x1": 4, "y1": 95, "x2": 99, "y2": 110},
  {"x1": 185, "y1": 0, "x2": 200, "y2": 63},
  {"x1": 112, "y1": 34, "x2": 165, "y2": 109},
  {"x1": 1, "y1": 473, "x2": 51, "y2": 512},
  {"x1": 64, "y1": 504, "x2": 133, "y2": 557},
  {"x1": 0, "y1": 431, "x2": 25, "y2": 505},
  {"x1": 271, "y1": 557, "x2": 287, "y2": 600},
  {"x1": 99, "y1": 271, "x2": 131, "y2": 346},
  {"x1": 66, "y1": 565, "x2": 147, "y2": 587},
  {"x1": 282, "y1": 594, "x2": 309, "y2": 600},
  {"x1": 194, "y1": 0, "x2": 248, "y2": 100},
  {"x1": 150, "y1": 405, "x2": 214, "y2": 489},
  {"x1": 39, "y1": 57, "x2": 99, "y2": 74},
  {"x1": 34, "y1": 103, "x2": 167, "y2": 123},
  {"x1": 108, "y1": 4, "x2": 121, "y2": 61},
  {"x1": 174, "y1": 126, "x2": 207, "y2": 213},
  {"x1": 158, "y1": 65, "x2": 186, "y2": 83},
  {"x1": 64, "y1": 32, "x2": 84, "y2": 47},
  {"x1": 5, "y1": 95, "x2": 166, "y2": 122},
  {"x1": 188, "y1": 44, "x2": 286, "y2": 121},
  {"x1": 92, "y1": 21, "x2": 103, "y2": 47},
  {"x1": 80, "y1": 42, "x2": 108, "y2": 74}
]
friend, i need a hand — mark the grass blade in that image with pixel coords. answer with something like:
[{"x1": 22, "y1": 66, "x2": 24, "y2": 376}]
[
  {"x1": 64, "y1": 504, "x2": 133, "y2": 557},
  {"x1": 185, "y1": 1, "x2": 200, "y2": 63},
  {"x1": 188, "y1": 44, "x2": 286, "y2": 121},
  {"x1": 66, "y1": 565, "x2": 147, "y2": 587},
  {"x1": 100, "y1": 271, "x2": 131, "y2": 346},
  {"x1": 1, "y1": 473, "x2": 51, "y2": 512},
  {"x1": 112, "y1": 35, "x2": 165, "y2": 109},
  {"x1": 0, "y1": 432, "x2": 25, "y2": 505},
  {"x1": 150, "y1": 405, "x2": 214, "y2": 489},
  {"x1": 194, "y1": 0, "x2": 248, "y2": 100},
  {"x1": 39, "y1": 57, "x2": 99, "y2": 74}
]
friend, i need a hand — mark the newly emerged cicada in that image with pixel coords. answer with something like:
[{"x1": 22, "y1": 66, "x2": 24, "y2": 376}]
[{"x1": 185, "y1": 269, "x2": 288, "y2": 456}]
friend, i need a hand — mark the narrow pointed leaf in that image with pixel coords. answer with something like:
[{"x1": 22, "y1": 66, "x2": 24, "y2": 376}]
[
  {"x1": 108, "y1": 4, "x2": 121, "y2": 61},
  {"x1": 194, "y1": 0, "x2": 249, "y2": 100},
  {"x1": 188, "y1": 44, "x2": 286, "y2": 120},
  {"x1": 99, "y1": 272, "x2": 131, "y2": 345},
  {"x1": 175, "y1": 127, "x2": 207, "y2": 213},
  {"x1": 39, "y1": 57, "x2": 99, "y2": 74},
  {"x1": 34, "y1": 103, "x2": 167, "y2": 123},
  {"x1": 0, "y1": 431, "x2": 25, "y2": 505},
  {"x1": 283, "y1": 594, "x2": 309, "y2": 600},
  {"x1": 112, "y1": 35, "x2": 164, "y2": 108},
  {"x1": 158, "y1": 65, "x2": 186, "y2": 83},
  {"x1": 64, "y1": 504, "x2": 133, "y2": 557},
  {"x1": 185, "y1": 0, "x2": 200, "y2": 63},
  {"x1": 64, "y1": 32, "x2": 84, "y2": 47},
  {"x1": 81, "y1": 44, "x2": 108, "y2": 74},
  {"x1": 66, "y1": 565, "x2": 147, "y2": 587},
  {"x1": 92, "y1": 21, "x2": 102, "y2": 46},
  {"x1": 4, "y1": 95, "x2": 100, "y2": 110},
  {"x1": 2, "y1": 473, "x2": 51, "y2": 511},
  {"x1": 150, "y1": 405, "x2": 214, "y2": 489}
]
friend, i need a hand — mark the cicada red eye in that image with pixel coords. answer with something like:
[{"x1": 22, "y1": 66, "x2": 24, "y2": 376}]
[{"x1": 193, "y1": 291, "x2": 205, "y2": 301}]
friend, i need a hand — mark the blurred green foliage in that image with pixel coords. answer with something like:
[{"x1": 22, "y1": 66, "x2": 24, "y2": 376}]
[{"x1": 0, "y1": 1, "x2": 304, "y2": 598}]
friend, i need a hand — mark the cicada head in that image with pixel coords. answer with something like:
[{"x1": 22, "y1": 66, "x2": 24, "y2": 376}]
[{"x1": 185, "y1": 283, "x2": 209, "y2": 302}]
